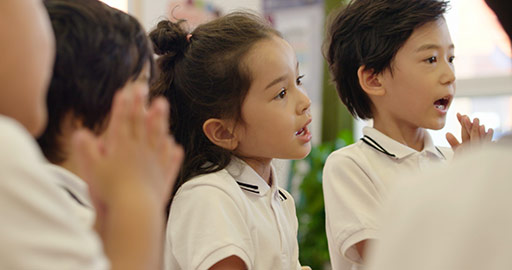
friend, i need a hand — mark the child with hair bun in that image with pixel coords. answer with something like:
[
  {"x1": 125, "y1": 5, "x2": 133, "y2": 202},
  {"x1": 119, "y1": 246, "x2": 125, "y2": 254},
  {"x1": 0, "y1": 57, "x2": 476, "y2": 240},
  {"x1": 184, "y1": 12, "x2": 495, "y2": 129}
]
[{"x1": 150, "y1": 11, "x2": 313, "y2": 270}]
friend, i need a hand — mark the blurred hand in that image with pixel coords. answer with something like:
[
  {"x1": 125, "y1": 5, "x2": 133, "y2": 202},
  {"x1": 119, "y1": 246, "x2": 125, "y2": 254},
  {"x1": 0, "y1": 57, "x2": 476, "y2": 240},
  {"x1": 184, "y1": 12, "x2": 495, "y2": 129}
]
[{"x1": 72, "y1": 83, "x2": 183, "y2": 214}]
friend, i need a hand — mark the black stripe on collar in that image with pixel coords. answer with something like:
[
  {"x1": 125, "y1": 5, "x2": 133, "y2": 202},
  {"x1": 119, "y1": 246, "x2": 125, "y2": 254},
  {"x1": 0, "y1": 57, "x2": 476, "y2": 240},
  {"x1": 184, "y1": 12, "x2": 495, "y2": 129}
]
[
  {"x1": 435, "y1": 146, "x2": 446, "y2": 160},
  {"x1": 361, "y1": 135, "x2": 396, "y2": 158},
  {"x1": 278, "y1": 190, "x2": 287, "y2": 201},
  {"x1": 240, "y1": 187, "x2": 260, "y2": 194},
  {"x1": 61, "y1": 186, "x2": 90, "y2": 208},
  {"x1": 236, "y1": 181, "x2": 259, "y2": 190}
]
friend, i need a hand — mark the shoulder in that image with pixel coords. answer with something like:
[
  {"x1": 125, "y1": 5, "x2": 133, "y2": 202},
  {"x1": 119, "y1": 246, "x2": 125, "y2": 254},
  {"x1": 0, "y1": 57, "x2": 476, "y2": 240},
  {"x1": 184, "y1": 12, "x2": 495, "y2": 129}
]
[
  {"x1": 0, "y1": 118, "x2": 107, "y2": 269},
  {"x1": 172, "y1": 169, "x2": 247, "y2": 214},
  {"x1": 277, "y1": 187, "x2": 295, "y2": 206},
  {"x1": 0, "y1": 116, "x2": 43, "y2": 164},
  {"x1": 176, "y1": 169, "x2": 242, "y2": 198},
  {"x1": 324, "y1": 140, "x2": 369, "y2": 170},
  {"x1": 436, "y1": 146, "x2": 454, "y2": 161}
]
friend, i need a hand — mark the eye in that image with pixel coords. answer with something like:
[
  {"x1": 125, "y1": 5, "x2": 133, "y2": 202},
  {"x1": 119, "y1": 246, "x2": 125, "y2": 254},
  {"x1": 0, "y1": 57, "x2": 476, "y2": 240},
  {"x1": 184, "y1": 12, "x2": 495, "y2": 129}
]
[
  {"x1": 275, "y1": 88, "x2": 287, "y2": 100},
  {"x1": 448, "y1": 56, "x2": 455, "y2": 63},
  {"x1": 296, "y1": 74, "x2": 305, "y2": 86},
  {"x1": 425, "y1": 56, "x2": 437, "y2": 64}
]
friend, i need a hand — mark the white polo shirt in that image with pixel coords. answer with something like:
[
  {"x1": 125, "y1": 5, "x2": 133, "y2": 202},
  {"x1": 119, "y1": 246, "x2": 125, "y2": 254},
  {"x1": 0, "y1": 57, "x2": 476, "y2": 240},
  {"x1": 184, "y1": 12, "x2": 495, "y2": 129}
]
[
  {"x1": 323, "y1": 126, "x2": 452, "y2": 270},
  {"x1": 164, "y1": 158, "x2": 302, "y2": 270},
  {"x1": 0, "y1": 116, "x2": 108, "y2": 269},
  {"x1": 45, "y1": 163, "x2": 96, "y2": 227}
]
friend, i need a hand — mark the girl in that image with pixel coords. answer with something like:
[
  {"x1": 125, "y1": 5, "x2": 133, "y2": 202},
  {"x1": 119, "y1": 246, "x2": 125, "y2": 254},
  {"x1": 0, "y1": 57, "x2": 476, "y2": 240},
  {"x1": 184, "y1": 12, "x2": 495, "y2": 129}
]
[{"x1": 150, "y1": 12, "x2": 312, "y2": 270}]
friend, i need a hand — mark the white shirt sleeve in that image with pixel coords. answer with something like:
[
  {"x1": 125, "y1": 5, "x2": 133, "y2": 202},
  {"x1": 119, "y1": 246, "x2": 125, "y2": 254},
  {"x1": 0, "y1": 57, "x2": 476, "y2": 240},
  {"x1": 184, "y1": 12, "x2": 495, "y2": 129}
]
[
  {"x1": 323, "y1": 151, "x2": 381, "y2": 264},
  {"x1": 0, "y1": 117, "x2": 108, "y2": 270},
  {"x1": 167, "y1": 183, "x2": 254, "y2": 270}
]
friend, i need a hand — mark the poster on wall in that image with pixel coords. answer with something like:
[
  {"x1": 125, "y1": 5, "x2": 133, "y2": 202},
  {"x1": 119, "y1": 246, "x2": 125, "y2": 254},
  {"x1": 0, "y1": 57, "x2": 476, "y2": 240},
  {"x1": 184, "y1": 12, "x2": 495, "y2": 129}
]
[{"x1": 166, "y1": 0, "x2": 221, "y2": 29}]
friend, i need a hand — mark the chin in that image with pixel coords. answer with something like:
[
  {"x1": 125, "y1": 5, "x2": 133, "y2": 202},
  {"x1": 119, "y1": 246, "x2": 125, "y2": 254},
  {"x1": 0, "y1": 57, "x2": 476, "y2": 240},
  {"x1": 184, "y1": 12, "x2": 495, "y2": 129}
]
[
  {"x1": 295, "y1": 145, "x2": 312, "y2": 159},
  {"x1": 281, "y1": 146, "x2": 312, "y2": 160},
  {"x1": 428, "y1": 117, "x2": 447, "y2": 130}
]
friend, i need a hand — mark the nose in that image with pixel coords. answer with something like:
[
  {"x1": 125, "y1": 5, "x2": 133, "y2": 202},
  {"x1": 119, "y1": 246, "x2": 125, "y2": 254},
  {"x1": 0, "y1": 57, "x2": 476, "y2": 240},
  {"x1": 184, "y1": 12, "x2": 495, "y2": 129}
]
[
  {"x1": 441, "y1": 59, "x2": 456, "y2": 86},
  {"x1": 297, "y1": 89, "x2": 311, "y2": 115}
]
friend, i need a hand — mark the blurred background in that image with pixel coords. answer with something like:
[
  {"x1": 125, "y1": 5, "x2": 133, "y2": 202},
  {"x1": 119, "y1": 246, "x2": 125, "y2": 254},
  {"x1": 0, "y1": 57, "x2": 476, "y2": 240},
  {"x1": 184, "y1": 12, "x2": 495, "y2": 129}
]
[{"x1": 101, "y1": 0, "x2": 511, "y2": 268}]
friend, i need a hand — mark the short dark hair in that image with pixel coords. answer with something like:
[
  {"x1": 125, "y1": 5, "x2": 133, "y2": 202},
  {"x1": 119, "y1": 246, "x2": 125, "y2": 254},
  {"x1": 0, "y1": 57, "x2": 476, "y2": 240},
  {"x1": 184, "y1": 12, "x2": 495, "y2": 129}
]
[
  {"x1": 324, "y1": 0, "x2": 448, "y2": 119},
  {"x1": 37, "y1": 0, "x2": 154, "y2": 163},
  {"x1": 149, "y1": 12, "x2": 280, "y2": 196}
]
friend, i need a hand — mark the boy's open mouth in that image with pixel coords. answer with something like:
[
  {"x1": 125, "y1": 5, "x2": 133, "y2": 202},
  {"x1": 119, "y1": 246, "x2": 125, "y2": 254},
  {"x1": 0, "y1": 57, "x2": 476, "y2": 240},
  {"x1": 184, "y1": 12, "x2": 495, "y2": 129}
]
[{"x1": 434, "y1": 96, "x2": 451, "y2": 111}]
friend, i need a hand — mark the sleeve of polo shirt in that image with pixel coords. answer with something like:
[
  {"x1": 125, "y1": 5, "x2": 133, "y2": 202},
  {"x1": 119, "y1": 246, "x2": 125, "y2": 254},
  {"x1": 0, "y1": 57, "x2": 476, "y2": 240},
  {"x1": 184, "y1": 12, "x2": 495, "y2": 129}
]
[
  {"x1": 0, "y1": 120, "x2": 108, "y2": 270},
  {"x1": 322, "y1": 151, "x2": 380, "y2": 265},
  {"x1": 168, "y1": 183, "x2": 253, "y2": 270}
]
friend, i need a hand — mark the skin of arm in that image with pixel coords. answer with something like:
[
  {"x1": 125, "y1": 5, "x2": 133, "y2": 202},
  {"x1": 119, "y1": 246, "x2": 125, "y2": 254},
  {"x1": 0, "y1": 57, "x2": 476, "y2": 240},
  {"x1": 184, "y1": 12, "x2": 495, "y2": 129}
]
[{"x1": 209, "y1": 255, "x2": 247, "y2": 270}]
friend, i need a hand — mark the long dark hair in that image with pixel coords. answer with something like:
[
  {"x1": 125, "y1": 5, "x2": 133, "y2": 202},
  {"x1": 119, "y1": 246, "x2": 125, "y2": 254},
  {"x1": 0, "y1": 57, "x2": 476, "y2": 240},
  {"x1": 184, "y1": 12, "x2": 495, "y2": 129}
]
[{"x1": 149, "y1": 11, "x2": 280, "y2": 197}]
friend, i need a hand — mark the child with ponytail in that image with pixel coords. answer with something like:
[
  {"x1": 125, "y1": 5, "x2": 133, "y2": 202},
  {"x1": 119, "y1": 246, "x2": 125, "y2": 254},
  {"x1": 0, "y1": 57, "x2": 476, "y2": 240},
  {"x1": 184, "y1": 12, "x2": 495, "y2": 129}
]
[{"x1": 150, "y1": 12, "x2": 312, "y2": 270}]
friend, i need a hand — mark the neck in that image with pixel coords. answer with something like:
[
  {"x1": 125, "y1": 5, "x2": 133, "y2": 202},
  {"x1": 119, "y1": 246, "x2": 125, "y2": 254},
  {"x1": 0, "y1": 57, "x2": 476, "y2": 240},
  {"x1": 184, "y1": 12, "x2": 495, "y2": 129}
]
[
  {"x1": 58, "y1": 153, "x2": 82, "y2": 180},
  {"x1": 240, "y1": 157, "x2": 273, "y2": 185},
  {"x1": 373, "y1": 116, "x2": 426, "y2": 152}
]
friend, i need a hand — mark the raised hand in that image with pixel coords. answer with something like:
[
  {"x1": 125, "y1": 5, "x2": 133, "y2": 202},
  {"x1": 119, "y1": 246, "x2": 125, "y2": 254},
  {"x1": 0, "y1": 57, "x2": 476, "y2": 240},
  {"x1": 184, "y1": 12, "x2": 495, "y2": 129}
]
[
  {"x1": 446, "y1": 113, "x2": 493, "y2": 153},
  {"x1": 71, "y1": 84, "x2": 183, "y2": 270}
]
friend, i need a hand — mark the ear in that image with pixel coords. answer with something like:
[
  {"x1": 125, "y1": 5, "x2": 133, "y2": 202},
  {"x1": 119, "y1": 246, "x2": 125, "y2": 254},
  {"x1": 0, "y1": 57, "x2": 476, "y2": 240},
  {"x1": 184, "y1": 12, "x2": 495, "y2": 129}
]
[
  {"x1": 203, "y1": 118, "x2": 238, "y2": 151},
  {"x1": 357, "y1": 65, "x2": 386, "y2": 96}
]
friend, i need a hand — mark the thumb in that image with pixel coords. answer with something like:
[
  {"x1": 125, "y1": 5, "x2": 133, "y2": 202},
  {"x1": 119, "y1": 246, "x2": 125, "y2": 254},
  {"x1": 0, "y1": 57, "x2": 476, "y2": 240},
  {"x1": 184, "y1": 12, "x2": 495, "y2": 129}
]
[{"x1": 445, "y1": 132, "x2": 460, "y2": 151}]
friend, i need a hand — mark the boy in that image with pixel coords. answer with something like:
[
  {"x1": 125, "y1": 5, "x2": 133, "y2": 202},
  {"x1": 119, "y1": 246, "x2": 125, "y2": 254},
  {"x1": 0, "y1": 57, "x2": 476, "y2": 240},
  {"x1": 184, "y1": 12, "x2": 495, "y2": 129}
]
[
  {"x1": 367, "y1": 1, "x2": 512, "y2": 269},
  {"x1": 322, "y1": 0, "x2": 492, "y2": 269},
  {"x1": 0, "y1": 0, "x2": 182, "y2": 269},
  {"x1": 37, "y1": 0, "x2": 153, "y2": 227}
]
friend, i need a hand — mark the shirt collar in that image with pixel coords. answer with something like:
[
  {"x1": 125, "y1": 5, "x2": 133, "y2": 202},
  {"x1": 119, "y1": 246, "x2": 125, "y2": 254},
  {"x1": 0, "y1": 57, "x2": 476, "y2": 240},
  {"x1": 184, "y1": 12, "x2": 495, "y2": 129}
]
[
  {"x1": 45, "y1": 163, "x2": 94, "y2": 208},
  {"x1": 362, "y1": 126, "x2": 445, "y2": 160},
  {"x1": 225, "y1": 158, "x2": 276, "y2": 197}
]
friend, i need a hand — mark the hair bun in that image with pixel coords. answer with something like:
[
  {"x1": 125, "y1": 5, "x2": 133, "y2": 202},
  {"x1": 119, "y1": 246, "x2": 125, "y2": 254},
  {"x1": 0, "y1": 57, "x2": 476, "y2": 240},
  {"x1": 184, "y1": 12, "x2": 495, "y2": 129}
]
[{"x1": 150, "y1": 20, "x2": 188, "y2": 56}]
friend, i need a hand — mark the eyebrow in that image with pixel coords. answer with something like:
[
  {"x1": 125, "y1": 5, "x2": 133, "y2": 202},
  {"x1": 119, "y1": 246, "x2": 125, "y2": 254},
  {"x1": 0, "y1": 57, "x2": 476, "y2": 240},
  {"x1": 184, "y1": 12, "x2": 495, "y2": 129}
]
[
  {"x1": 416, "y1": 43, "x2": 455, "y2": 52},
  {"x1": 264, "y1": 62, "x2": 300, "y2": 90}
]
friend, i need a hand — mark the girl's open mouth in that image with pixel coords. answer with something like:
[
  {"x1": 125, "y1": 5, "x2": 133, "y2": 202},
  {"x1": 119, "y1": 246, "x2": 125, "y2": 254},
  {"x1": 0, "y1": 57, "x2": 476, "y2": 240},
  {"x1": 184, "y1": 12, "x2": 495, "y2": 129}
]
[
  {"x1": 295, "y1": 127, "x2": 308, "y2": 136},
  {"x1": 295, "y1": 123, "x2": 312, "y2": 143}
]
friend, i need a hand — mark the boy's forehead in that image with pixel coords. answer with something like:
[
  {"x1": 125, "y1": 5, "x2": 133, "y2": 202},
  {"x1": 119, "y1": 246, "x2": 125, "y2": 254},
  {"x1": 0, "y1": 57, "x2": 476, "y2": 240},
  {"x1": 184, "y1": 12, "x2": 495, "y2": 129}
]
[{"x1": 403, "y1": 19, "x2": 453, "y2": 52}]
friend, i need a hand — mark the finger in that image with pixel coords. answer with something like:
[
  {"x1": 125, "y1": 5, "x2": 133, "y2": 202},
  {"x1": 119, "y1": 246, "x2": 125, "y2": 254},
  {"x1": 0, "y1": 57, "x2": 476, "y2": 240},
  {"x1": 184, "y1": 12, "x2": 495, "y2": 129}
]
[
  {"x1": 166, "y1": 139, "x2": 184, "y2": 182},
  {"x1": 470, "y1": 118, "x2": 480, "y2": 142},
  {"x1": 485, "y1": 128, "x2": 494, "y2": 142},
  {"x1": 131, "y1": 86, "x2": 147, "y2": 140},
  {"x1": 458, "y1": 115, "x2": 471, "y2": 142},
  {"x1": 146, "y1": 97, "x2": 170, "y2": 149},
  {"x1": 105, "y1": 90, "x2": 130, "y2": 146},
  {"x1": 456, "y1": 112, "x2": 462, "y2": 123},
  {"x1": 479, "y1": 125, "x2": 486, "y2": 138},
  {"x1": 446, "y1": 132, "x2": 461, "y2": 150},
  {"x1": 301, "y1": 267, "x2": 312, "y2": 270}
]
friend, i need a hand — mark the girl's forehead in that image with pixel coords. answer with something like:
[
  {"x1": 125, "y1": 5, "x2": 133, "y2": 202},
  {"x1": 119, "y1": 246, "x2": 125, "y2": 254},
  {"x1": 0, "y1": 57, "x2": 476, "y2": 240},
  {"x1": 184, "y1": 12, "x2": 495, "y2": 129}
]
[{"x1": 244, "y1": 37, "x2": 297, "y2": 71}]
